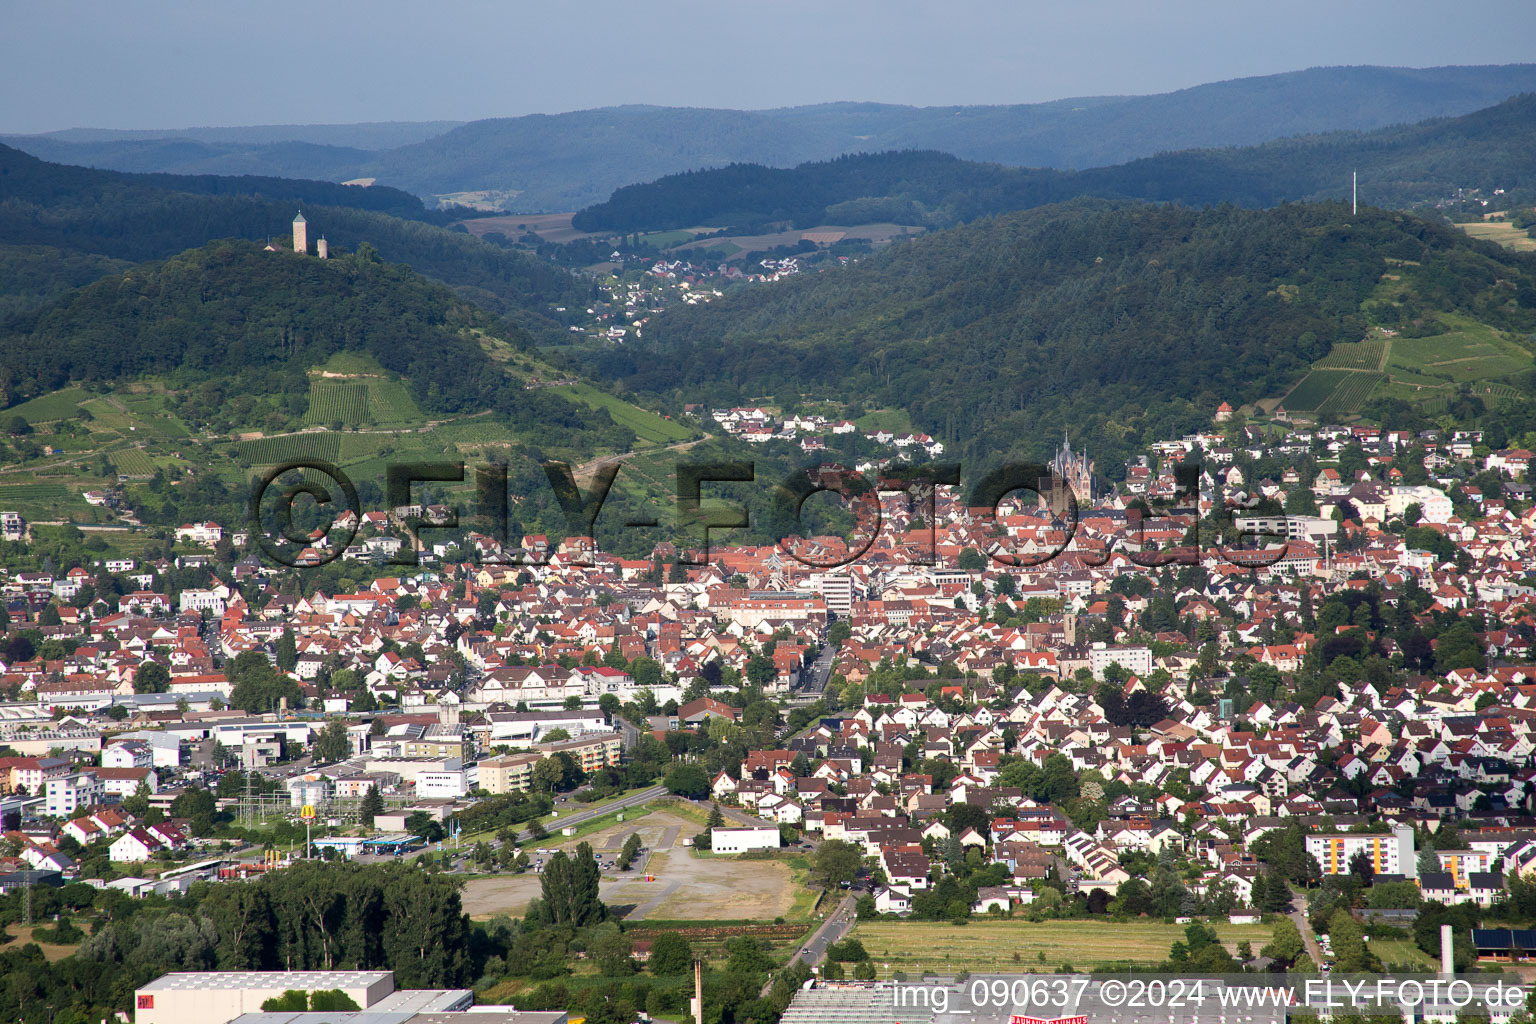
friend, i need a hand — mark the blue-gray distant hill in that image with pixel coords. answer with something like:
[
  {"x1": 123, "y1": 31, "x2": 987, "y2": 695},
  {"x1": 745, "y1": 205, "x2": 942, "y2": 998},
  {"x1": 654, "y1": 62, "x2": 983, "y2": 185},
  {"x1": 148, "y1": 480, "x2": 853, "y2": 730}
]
[
  {"x1": 572, "y1": 92, "x2": 1536, "y2": 233},
  {"x1": 6, "y1": 64, "x2": 1536, "y2": 209},
  {"x1": 2, "y1": 121, "x2": 460, "y2": 181}
]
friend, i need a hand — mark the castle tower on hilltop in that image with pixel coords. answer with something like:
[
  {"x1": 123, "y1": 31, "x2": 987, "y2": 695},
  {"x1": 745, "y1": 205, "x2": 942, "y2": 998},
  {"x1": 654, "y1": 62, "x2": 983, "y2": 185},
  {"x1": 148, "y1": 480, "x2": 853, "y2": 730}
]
[
  {"x1": 292, "y1": 210, "x2": 308, "y2": 254},
  {"x1": 317, "y1": 236, "x2": 328, "y2": 260}
]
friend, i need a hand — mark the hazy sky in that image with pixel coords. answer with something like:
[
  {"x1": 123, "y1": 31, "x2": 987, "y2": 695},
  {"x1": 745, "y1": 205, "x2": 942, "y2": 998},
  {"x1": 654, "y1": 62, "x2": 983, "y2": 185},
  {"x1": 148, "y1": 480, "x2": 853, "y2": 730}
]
[{"x1": 5, "y1": 0, "x2": 1536, "y2": 133}]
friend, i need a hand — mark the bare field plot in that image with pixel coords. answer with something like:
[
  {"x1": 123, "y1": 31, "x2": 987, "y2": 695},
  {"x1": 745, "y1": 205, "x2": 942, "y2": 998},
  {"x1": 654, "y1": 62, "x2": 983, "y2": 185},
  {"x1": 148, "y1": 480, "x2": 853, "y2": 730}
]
[
  {"x1": 642, "y1": 851, "x2": 799, "y2": 921},
  {"x1": 688, "y1": 222, "x2": 924, "y2": 255},
  {"x1": 462, "y1": 809, "x2": 801, "y2": 922},
  {"x1": 1460, "y1": 220, "x2": 1536, "y2": 252},
  {"x1": 0, "y1": 925, "x2": 78, "y2": 962},
  {"x1": 852, "y1": 919, "x2": 1274, "y2": 976},
  {"x1": 460, "y1": 212, "x2": 600, "y2": 244}
]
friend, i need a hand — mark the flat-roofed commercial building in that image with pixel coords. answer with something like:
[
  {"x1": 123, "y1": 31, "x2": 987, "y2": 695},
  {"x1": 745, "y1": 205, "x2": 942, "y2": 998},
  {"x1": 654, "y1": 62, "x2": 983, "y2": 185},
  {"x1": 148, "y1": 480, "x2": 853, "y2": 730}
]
[
  {"x1": 135, "y1": 971, "x2": 396, "y2": 1024},
  {"x1": 710, "y1": 825, "x2": 782, "y2": 855}
]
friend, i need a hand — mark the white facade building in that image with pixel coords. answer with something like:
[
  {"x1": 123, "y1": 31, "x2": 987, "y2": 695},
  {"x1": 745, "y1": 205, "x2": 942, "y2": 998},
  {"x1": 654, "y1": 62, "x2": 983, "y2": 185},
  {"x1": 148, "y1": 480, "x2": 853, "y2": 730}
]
[
  {"x1": 1088, "y1": 643, "x2": 1154, "y2": 681},
  {"x1": 710, "y1": 825, "x2": 782, "y2": 855},
  {"x1": 1304, "y1": 823, "x2": 1417, "y2": 879},
  {"x1": 45, "y1": 771, "x2": 105, "y2": 817}
]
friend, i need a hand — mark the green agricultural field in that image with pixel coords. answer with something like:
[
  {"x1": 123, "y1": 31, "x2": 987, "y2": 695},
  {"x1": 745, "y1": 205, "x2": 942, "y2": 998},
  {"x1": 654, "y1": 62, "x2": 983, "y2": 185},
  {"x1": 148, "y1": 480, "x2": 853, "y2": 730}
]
[
  {"x1": 0, "y1": 482, "x2": 69, "y2": 502},
  {"x1": 364, "y1": 379, "x2": 421, "y2": 425},
  {"x1": 77, "y1": 399, "x2": 154, "y2": 436},
  {"x1": 114, "y1": 393, "x2": 192, "y2": 435},
  {"x1": 854, "y1": 408, "x2": 913, "y2": 433},
  {"x1": 110, "y1": 449, "x2": 157, "y2": 476},
  {"x1": 1315, "y1": 339, "x2": 1386, "y2": 370},
  {"x1": 337, "y1": 431, "x2": 432, "y2": 464},
  {"x1": 852, "y1": 919, "x2": 1275, "y2": 976},
  {"x1": 305, "y1": 383, "x2": 370, "y2": 426},
  {"x1": 641, "y1": 229, "x2": 697, "y2": 249},
  {"x1": 1279, "y1": 370, "x2": 1356, "y2": 413},
  {"x1": 1385, "y1": 317, "x2": 1533, "y2": 384},
  {"x1": 433, "y1": 420, "x2": 520, "y2": 446},
  {"x1": 1314, "y1": 372, "x2": 1385, "y2": 421},
  {"x1": 6, "y1": 387, "x2": 90, "y2": 422},
  {"x1": 238, "y1": 432, "x2": 342, "y2": 465},
  {"x1": 552, "y1": 383, "x2": 692, "y2": 445}
]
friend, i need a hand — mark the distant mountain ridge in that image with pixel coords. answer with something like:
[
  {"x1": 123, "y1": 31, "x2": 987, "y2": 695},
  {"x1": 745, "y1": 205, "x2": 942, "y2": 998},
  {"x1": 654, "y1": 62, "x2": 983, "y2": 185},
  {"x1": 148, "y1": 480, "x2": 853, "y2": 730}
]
[
  {"x1": 15, "y1": 120, "x2": 462, "y2": 148},
  {"x1": 572, "y1": 93, "x2": 1536, "y2": 233},
  {"x1": 6, "y1": 64, "x2": 1536, "y2": 209}
]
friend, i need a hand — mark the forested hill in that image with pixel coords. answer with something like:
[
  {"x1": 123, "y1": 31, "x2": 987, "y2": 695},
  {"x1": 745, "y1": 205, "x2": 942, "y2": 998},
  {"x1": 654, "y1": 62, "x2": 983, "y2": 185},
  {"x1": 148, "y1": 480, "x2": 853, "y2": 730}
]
[
  {"x1": 0, "y1": 240, "x2": 621, "y2": 449},
  {"x1": 583, "y1": 201, "x2": 1536, "y2": 472},
  {"x1": 573, "y1": 93, "x2": 1536, "y2": 233},
  {"x1": 0, "y1": 143, "x2": 588, "y2": 321},
  {"x1": 0, "y1": 140, "x2": 428, "y2": 218}
]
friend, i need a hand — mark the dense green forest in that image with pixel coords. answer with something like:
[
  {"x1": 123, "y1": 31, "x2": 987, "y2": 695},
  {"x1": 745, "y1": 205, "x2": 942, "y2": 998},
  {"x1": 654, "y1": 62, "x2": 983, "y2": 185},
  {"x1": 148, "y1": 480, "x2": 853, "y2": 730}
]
[
  {"x1": 0, "y1": 142, "x2": 429, "y2": 218},
  {"x1": 0, "y1": 144, "x2": 589, "y2": 321},
  {"x1": 580, "y1": 200, "x2": 1536, "y2": 473},
  {"x1": 0, "y1": 240, "x2": 630, "y2": 450},
  {"x1": 0, "y1": 243, "x2": 131, "y2": 319},
  {"x1": 14, "y1": 65, "x2": 1535, "y2": 210},
  {"x1": 574, "y1": 94, "x2": 1536, "y2": 233}
]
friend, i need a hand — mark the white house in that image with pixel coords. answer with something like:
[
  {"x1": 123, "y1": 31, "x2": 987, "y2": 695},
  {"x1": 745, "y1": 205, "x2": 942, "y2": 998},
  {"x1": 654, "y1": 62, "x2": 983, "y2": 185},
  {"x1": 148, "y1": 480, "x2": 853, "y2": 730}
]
[
  {"x1": 109, "y1": 824, "x2": 186, "y2": 862},
  {"x1": 874, "y1": 885, "x2": 911, "y2": 914},
  {"x1": 174, "y1": 522, "x2": 224, "y2": 546},
  {"x1": 103, "y1": 740, "x2": 153, "y2": 770}
]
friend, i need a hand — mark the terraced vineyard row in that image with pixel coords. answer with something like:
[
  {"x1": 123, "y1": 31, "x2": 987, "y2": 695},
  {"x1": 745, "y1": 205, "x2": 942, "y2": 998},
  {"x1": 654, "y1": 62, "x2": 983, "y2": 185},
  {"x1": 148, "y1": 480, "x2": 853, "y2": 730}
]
[
  {"x1": 111, "y1": 449, "x2": 157, "y2": 476},
  {"x1": 366, "y1": 379, "x2": 421, "y2": 425},
  {"x1": 1280, "y1": 370, "x2": 1355, "y2": 412},
  {"x1": 1314, "y1": 372, "x2": 1386, "y2": 421},
  {"x1": 238, "y1": 433, "x2": 342, "y2": 465},
  {"x1": 0, "y1": 482, "x2": 69, "y2": 501},
  {"x1": 305, "y1": 383, "x2": 370, "y2": 425},
  {"x1": 1315, "y1": 339, "x2": 1386, "y2": 370},
  {"x1": 337, "y1": 432, "x2": 432, "y2": 463},
  {"x1": 434, "y1": 420, "x2": 519, "y2": 445}
]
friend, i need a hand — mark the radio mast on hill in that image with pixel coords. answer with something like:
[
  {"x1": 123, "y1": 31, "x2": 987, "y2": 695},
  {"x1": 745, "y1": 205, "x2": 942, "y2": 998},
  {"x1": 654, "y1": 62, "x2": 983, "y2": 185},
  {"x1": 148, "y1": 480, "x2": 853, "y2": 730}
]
[{"x1": 1352, "y1": 171, "x2": 1358, "y2": 215}]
